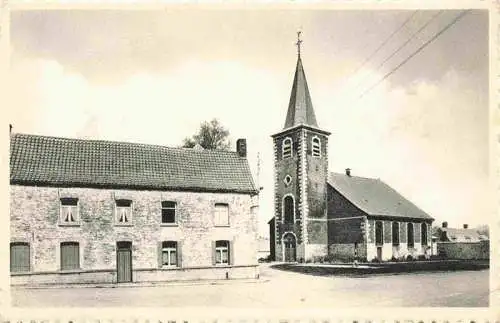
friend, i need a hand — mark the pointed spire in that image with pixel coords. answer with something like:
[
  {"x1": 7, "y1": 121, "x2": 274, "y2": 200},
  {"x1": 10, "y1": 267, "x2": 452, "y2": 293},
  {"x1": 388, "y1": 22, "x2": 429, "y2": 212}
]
[{"x1": 283, "y1": 32, "x2": 318, "y2": 129}]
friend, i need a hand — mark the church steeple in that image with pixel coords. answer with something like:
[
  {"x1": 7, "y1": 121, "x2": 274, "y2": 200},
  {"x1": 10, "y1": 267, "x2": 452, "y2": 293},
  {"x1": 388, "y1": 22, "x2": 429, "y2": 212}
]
[
  {"x1": 283, "y1": 32, "x2": 318, "y2": 129},
  {"x1": 271, "y1": 32, "x2": 330, "y2": 263}
]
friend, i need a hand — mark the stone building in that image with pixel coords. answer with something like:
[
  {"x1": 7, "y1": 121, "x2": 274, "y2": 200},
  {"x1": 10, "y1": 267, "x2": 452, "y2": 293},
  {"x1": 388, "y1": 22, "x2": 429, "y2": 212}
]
[
  {"x1": 269, "y1": 42, "x2": 434, "y2": 263},
  {"x1": 10, "y1": 133, "x2": 259, "y2": 285},
  {"x1": 436, "y1": 222, "x2": 489, "y2": 260}
]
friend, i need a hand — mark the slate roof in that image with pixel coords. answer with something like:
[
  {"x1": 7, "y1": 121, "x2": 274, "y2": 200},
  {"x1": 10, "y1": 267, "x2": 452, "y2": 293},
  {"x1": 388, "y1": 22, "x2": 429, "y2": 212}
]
[
  {"x1": 440, "y1": 228, "x2": 488, "y2": 243},
  {"x1": 10, "y1": 133, "x2": 257, "y2": 194},
  {"x1": 283, "y1": 57, "x2": 319, "y2": 129},
  {"x1": 327, "y1": 172, "x2": 433, "y2": 220}
]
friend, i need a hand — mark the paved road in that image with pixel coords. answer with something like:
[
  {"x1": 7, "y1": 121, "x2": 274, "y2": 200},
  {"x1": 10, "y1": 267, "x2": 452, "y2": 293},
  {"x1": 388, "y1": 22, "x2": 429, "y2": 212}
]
[{"x1": 11, "y1": 264, "x2": 490, "y2": 307}]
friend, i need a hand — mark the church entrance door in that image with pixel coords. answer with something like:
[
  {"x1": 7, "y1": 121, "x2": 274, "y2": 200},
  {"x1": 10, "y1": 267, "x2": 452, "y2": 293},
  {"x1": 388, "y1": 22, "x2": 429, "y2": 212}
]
[{"x1": 283, "y1": 233, "x2": 296, "y2": 262}]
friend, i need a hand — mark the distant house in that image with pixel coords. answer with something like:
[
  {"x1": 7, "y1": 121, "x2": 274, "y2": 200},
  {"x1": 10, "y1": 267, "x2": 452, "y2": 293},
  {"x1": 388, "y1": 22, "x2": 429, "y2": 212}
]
[
  {"x1": 269, "y1": 41, "x2": 434, "y2": 263},
  {"x1": 436, "y1": 222, "x2": 489, "y2": 260},
  {"x1": 10, "y1": 133, "x2": 259, "y2": 285}
]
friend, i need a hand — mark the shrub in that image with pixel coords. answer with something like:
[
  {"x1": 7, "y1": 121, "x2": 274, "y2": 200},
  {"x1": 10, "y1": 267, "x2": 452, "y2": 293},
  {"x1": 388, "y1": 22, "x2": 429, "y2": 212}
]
[
  {"x1": 370, "y1": 257, "x2": 380, "y2": 263},
  {"x1": 298, "y1": 257, "x2": 305, "y2": 263},
  {"x1": 390, "y1": 256, "x2": 399, "y2": 262},
  {"x1": 305, "y1": 258, "x2": 312, "y2": 264},
  {"x1": 406, "y1": 255, "x2": 414, "y2": 261},
  {"x1": 417, "y1": 255, "x2": 426, "y2": 261},
  {"x1": 324, "y1": 254, "x2": 336, "y2": 263}
]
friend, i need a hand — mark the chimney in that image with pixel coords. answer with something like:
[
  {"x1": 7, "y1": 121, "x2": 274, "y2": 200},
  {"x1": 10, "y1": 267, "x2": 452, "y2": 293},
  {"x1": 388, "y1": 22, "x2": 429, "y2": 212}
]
[
  {"x1": 442, "y1": 221, "x2": 448, "y2": 228},
  {"x1": 236, "y1": 138, "x2": 247, "y2": 157},
  {"x1": 463, "y1": 224, "x2": 468, "y2": 229},
  {"x1": 345, "y1": 168, "x2": 351, "y2": 177}
]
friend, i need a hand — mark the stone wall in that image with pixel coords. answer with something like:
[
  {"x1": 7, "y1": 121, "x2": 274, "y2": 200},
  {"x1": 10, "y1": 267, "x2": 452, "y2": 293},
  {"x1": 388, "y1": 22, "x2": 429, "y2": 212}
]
[
  {"x1": 437, "y1": 241, "x2": 489, "y2": 260},
  {"x1": 10, "y1": 185, "x2": 258, "y2": 283}
]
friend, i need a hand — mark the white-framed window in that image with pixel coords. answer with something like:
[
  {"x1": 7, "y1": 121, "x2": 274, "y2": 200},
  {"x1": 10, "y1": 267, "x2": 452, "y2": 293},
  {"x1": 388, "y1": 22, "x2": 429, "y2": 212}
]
[
  {"x1": 375, "y1": 221, "x2": 383, "y2": 245},
  {"x1": 215, "y1": 240, "x2": 229, "y2": 265},
  {"x1": 407, "y1": 223, "x2": 414, "y2": 248},
  {"x1": 60, "y1": 242, "x2": 80, "y2": 270},
  {"x1": 161, "y1": 241, "x2": 178, "y2": 267},
  {"x1": 312, "y1": 136, "x2": 321, "y2": 157},
  {"x1": 392, "y1": 221, "x2": 400, "y2": 246},
  {"x1": 115, "y1": 199, "x2": 132, "y2": 224},
  {"x1": 161, "y1": 201, "x2": 177, "y2": 224},
  {"x1": 60, "y1": 197, "x2": 79, "y2": 224},
  {"x1": 214, "y1": 203, "x2": 229, "y2": 226},
  {"x1": 282, "y1": 137, "x2": 293, "y2": 159},
  {"x1": 421, "y1": 223, "x2": 428, "y2": 246}
]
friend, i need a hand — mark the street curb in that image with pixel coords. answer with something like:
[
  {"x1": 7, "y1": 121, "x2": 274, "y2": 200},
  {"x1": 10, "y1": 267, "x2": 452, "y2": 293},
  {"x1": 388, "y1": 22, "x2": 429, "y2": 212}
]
[{"x1": 12, "y1": 278, "x2": 270, "y2": 290}]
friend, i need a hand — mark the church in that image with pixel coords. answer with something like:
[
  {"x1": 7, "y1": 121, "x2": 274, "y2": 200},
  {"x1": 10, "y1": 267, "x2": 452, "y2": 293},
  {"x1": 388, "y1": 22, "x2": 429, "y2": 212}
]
[{"x1": 269, "y1": 35, "x2": 434, "y2": 263}]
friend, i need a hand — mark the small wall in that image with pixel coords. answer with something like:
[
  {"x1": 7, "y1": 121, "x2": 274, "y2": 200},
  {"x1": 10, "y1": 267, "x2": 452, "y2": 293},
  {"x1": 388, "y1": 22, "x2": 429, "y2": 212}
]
[
  {"x1": 438, "y1": 241, "x2": 489, "y2": 260},
  {"x1": 305, "y1": 243, "x2": 327, "y2": 261},
  {"x1": 329, "y1": 243, "x2": 367, "y2": 261},
  {"x1": 11, "y1": 265, "x2": 259, "y2": 286}
]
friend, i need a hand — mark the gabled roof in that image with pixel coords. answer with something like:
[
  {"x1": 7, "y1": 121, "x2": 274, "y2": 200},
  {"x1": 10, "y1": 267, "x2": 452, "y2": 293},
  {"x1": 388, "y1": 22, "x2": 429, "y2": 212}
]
[
  {"x1": 10, "y1": 133, "x2": 258, "y2": 194},
  {"x1": 283, "y1": 57, "x2": 318, "y2": 129},
  {"x1": 440, "y1": 228, "x2": 488, "y2": 243},
  {"x1": 327, "y1": 172, "x2": 433, "y2": 220}
]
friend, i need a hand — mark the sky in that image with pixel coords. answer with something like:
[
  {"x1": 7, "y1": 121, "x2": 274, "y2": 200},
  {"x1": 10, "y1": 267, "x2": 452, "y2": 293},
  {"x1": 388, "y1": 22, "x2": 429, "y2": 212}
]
[{"x1": 7, "y1": 9, "x2": 490, "y2": 236}]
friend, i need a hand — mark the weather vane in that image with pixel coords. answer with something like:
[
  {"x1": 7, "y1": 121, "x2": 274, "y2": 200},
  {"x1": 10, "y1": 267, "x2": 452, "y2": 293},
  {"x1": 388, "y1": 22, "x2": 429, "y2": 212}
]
[{"x1": 296, "y1": 30, "x2": 303, "y2": 57}]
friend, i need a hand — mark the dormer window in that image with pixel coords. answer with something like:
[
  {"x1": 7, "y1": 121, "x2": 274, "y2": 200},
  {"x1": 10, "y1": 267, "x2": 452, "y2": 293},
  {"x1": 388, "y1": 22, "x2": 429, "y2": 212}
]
[
  {"x1": 282, "y1": 137, "x2": 292, "y2": 159},
  {"x1": 312, "y1": 136, "x2": 321, "y2": 157}
]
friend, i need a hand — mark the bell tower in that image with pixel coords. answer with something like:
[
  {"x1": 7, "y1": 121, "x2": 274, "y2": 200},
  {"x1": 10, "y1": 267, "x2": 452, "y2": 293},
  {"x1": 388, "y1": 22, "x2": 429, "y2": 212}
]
[{"x1": 271, "y1": 32, "x2": 331, "y2": 262}]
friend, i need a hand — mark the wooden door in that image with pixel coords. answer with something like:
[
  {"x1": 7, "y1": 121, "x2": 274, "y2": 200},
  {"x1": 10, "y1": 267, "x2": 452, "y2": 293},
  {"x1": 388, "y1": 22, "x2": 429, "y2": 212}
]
[
  {"x1": 377, "y1": 246, "x2": 382, "y2": 261},
  {"x1": 283, "y1": 234, "x2": 296, "y2": 262},
  {"x1": 116, "y1": 241, "x2": 132, "y2": 283}
]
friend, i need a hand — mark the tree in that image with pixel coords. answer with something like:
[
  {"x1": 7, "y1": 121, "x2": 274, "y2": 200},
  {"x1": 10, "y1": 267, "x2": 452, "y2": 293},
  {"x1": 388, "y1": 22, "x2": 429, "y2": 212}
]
[{"x1": 182, "y1": 119, "x2": 231, "y2": 150}]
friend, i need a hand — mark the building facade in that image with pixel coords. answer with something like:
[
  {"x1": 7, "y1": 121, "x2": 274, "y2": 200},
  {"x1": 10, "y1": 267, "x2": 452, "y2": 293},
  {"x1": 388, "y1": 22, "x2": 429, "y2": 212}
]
[
  {"x1": 10, "y1": 134, "x2": 259, "y2": 285},
  {"x1": 270, "y1": 44, "x2": 434, "y2": 263}
]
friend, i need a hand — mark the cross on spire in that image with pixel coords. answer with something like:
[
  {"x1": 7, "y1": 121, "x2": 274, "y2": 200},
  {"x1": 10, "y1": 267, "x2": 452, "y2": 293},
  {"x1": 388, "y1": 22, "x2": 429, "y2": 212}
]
[{"x1": 296, "y1": 30, "x2": 303, "y2": 57}]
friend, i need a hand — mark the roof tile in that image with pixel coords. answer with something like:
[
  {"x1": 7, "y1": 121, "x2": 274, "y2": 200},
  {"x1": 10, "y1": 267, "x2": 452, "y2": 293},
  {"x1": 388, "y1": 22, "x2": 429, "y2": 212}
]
[
  {"x1": 10, "y1": 133, "x2": 257, "y2": 194},
  {"x1": 328, "y1": 172, "x2": 433, "y2": 220}
]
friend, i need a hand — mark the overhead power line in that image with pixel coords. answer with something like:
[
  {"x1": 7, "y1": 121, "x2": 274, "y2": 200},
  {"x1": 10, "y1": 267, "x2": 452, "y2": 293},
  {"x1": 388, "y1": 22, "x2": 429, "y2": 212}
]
[
  {"x1": 369, "y1": 10, "x2": 443, "y2": 76},
  {"x1": 350, "y1": 10, "x2": 419, "y2": 77},
  {"x1": 358, "y1": 9, "x2": 471, "y2": 99},
  {"x1": 346, "y1": 11, "x2": 443, "y2": 95}
]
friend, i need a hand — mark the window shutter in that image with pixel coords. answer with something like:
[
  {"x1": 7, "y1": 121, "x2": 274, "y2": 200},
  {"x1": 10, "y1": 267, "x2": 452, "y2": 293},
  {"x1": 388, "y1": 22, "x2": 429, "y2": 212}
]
[
  {"x1": 229, "y1": 240, "x2": 235, "y2": 266},
  {"x1": 157, "y1": 242, "x2": 163, "y2": 268},
  {"x1": 177, "y1": 241, "x2": 183, "y2": 268},
  {"x1": 212, "y1": 241, "x2": 216, "y2": 265}
]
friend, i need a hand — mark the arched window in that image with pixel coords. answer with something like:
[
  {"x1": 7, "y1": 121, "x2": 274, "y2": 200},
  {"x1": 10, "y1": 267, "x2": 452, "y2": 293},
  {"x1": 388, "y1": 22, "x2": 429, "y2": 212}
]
[
  {"x1": 375, "y1": 221, "x2": 383, "y2": 245},
  {"x1": 392, "y1": 222, "x2": 400, "y2": 246},
  {"x1": 282, "y1": 138, "x2": 292, "y2": 159},
  {"x1": 283, "y1": 195, "x2": 294, "y2": 224},
  {"x1": 407, "y1": 223, "x2": 414, "y2": 248},
  {"x1": 421, "y1": 223, "x2": 428, "y2": 246},
  {"x1": 312, "y1": 136, "x2": 321, "y2": 157}
]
